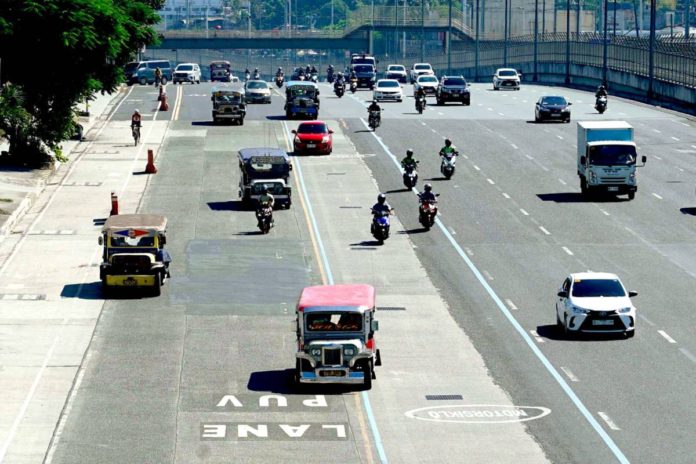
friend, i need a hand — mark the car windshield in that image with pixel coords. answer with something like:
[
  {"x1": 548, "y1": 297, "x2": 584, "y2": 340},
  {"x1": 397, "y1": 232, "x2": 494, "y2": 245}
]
[
  {"x1": 214, "y1": 93, "x2": 241, "y2": 103},
  {"x1": 419, "y1": 76, "x2": 437, "y2": 83},
  {"x1": 110, "y1": 235, "x2": 155, "y2": 247},
  {"x1": 298, "y1": 124, "x2": 328, "y2": 134},
  {"x1": 415, "y1": 65, "x2": 431, "y2": 70},
  {"x1": 251, "y1": 183, "x2": 284, "y2": 195},
  {"x1": 444, "y1": 78, "x2": 466, "y2": 86},
  {"x1": 177, "y1": 65, "x2": 193, "y2": 71},
  {"x1": 124, "y1": 62, "x2": 139, "y2": 73},
  {"x1": 246, "y1": 81, "x2": 268, "y2": 89},
  {"x1": 499, "y1": 70, "x2": 518, "y2": 77},
  {"x1": 290, "y1": 87, "x2": 316, "y2": 97},
  {"x1": 378, "y1": 81, "x2": 400, "y2": 88},
  {"x1": 211, "y1": 63, "x2": 230, "y2": 69},
  {"x1": 306, "y1": 312, "x2": 363, "y2": 332},
  {"x1": 588, "y1": 145, "x2": 637, "y2": 166},
  {"x1": 389, "y1": 66, "x2": 405, "y2": 71},
  {"x1": 541, "y1": 96, "x2": 567, "y2": 105},
  {"x1": 352, "y1": 58, "x2": 375, "y2": 65},
  {"x1": 354, "y1": 65, "x2": 374, "y2": 73},
  {"x1": 572, "y1": 279, "x2": 626, "y2": 297}
]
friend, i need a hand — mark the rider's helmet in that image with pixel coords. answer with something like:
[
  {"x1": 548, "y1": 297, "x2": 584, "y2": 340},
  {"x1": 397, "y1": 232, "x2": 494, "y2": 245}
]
[
  {"x1": 424, "y1": 183, "x2": 432, "y2": 192},
  {"x1": 598, "y1": 84, "x2": 606, "y2": 91},
  {"x1": 338, "y1": 72, "x2": 343, "y2": 78},
  {"x1": 278, "y1": 67, "x2": 282, "y2": 71},
  {"x1": 134, "y1": 109, "x2": 140, "y2": 114},
  {"x1": 444, "y1": 138, "x2": 452, "y2": 146},
  {"x1": 377, "y1": 193, "x2": 386, "y2": 203},
  {"x1": 406, "y1": 149, "x2": 414, "y2": 157}
]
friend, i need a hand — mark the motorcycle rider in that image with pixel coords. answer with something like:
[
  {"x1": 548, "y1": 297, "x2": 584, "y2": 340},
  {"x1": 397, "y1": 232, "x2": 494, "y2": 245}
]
[
  {"x1": 595, "y1": 84, "x2": 608, "y2": 99},
  {"x1": 371, "y1": 193, "x2": 394, "y2": 218},
  {"x1": 253, "y1": 67, "x2": 260, "y2": 79},
  {"x1": 401, "y1": 149, "x2": 419, "y2": 170},
  {"x1": 327, "y1": 64, "x2": 335, "y2": 80},
  {"x1": 131, "y1": 109, "x2": 142, "y2": 129},
  {"x1": 258, "y1": 187, "x2": 275, "y2": 209},
  {"x1": 415, "y1": 86, "x2": 427, "y2": 108},
  {"x1": 276, "y1": 67, "x2": 284, "y2": 78},
  {"x1": 310, "y1": 64, "x2": 317, "y2": 74},
  {"x1": 154, "y1": 67, "x2": 162, "y2": 85},
  {"x1": 439, "y1": 138, "x2": 457, "y2": 158},
  {"x1": 244, "y1": 68, "x2": 250, "y2": 80},
  {"x1": 368, "y1": 100, "x2": 381, "y2": 125},
  {"x1": 418, "y1": 183, "x2": 438, "y2": 204}
]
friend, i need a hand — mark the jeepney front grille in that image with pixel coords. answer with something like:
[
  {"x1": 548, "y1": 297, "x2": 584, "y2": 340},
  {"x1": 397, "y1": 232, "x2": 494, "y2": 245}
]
[{"x1": 322, "y1": 347, "x2": 342, "y2": 366}]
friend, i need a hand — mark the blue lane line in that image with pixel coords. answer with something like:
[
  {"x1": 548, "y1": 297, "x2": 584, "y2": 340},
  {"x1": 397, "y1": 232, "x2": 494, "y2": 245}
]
[
  {"x1": 360, "y1": 118, "x2": 630, "y2": 464},
  {"x1": 283, "y1": 121, "x2": 388, "y2": 464}
]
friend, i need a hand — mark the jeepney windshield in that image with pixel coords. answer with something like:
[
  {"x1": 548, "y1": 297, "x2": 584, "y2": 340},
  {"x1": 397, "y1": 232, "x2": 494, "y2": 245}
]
[
  {"x1": 211, "y1": 62, "x2": 230, "y2": 70},
  {"x1": 109, "y1": 235, "x2": 156, "y2": 247},
  {"x1": 290, "y1": 87, "x2": 316, "y2": 98},
  {"x1": 588, "y1": 145, "x2": 637, "y2": 166},
  {"x1": 306, "y1": 312, "x2": 363, "y2": 332},
  {"x1": 214, "y1": 92, "x2": 242, "y2": 104}
]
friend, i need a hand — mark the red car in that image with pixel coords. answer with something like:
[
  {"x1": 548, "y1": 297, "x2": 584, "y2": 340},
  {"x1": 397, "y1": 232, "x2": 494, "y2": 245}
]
[{"x1": 292, "y1": 121, "x2": 333, "y2": 155}]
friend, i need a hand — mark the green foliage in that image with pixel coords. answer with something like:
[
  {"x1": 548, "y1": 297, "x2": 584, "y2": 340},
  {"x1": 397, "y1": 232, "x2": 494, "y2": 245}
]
[{"x1": 0, "y1": 0, "x2": 163, "y2": 165}]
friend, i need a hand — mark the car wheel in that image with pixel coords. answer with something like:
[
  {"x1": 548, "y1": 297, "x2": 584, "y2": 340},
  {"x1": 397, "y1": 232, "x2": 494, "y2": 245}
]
[
  {"x1": 580, "y1": 177, "x2": 588, "y2": 195},
  {"x1": 152, "y1": 274, "x2": 162, "y2": 297},
  {"x1": 535, "y1": 115, "x2": 540, "y2": 123},
  {"x1": 628, "y1": 191, "x2": 635, "y2": 200},
  {"x1": 140, "y1": 77, "x2": 148, "y2": 85},
  {"x1": 161, "y1": 77, "x2": 168, "y2": 85},
  {"x1": 360, "y1": 360, "x2": 372, "y2": 390},
  {"x1": 565, "y1": 118, "x2": 571, "y2": 123}
]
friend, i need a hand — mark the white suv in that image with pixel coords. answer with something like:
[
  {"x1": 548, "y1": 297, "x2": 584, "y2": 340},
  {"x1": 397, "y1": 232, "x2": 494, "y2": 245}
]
[
  {"x1": 173, "y1": 63, "x2": 201, "y2": 84},
  {"x1": 493, "y1": 68, "x2": 521, "y2": 90},
  {"x1": 556, "y1": 272, "x2": 637, "y2": 338},
  {"x1": 410, "y1": 63, "x2": 434, "y2": 83}
]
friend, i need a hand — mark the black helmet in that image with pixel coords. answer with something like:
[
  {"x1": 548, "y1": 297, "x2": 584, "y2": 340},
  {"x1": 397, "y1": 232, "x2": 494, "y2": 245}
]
[
  {"x1": 599, "y1": 84, "x2": 605, "y2": 90},
  {"x1": 424, "y1": 183, "x2": 432, "y2": 192},
  {"x1": 377, "y1": 193, "x2": 386, "y2": 203},
  {"x1": 406, "y1": 149, "x2": 413, "y2": 157},
  {"x1": 444, "y1": 139, "x2": 452, "y2": 146}
]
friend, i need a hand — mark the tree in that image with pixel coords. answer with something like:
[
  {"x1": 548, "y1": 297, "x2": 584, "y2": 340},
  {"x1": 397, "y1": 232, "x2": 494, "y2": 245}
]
[{"x1": 0, "y1": 0, "x2": 164, "y2": 165}]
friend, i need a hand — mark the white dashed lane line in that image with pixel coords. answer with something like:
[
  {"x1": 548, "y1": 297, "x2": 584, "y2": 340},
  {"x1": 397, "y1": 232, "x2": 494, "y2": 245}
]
[
  {"x1": 502, "y1": 192, "x2": 511, "y2": 199},
  {"x1": 598, "y1": 412, "x2": 621, "y2": 431},
  {"x1": 692, "y1": 145, "x2": 696, "y2": 150},
  {"x1": 652, "y1": 193, "x2": 663, "y2": 200},
  {"x1": 600, "y1": 209, "x2": 610, "y2": 216},
  {"x1": 557, "y1": 135, "x2": 564, "y2": 140},
  {"x1": 519, "y1": 208, "x2": 529, "y2": 216},
  {"x1": 679, "y1": 348, "x2": 696, "y2": 363},
  {"x1": 483, "y1": 270, "x2": 494, "y2": 280},
  {"x1": 558, "y1": 178, "x2": 567, "y2": 185},
  {"x1": 562, "y1": 246, "x2": 574, "y2": 256},
  {"x1": 511, "y1": 143, "x2": 518, "y2": 149},
  {"x1": 658, "y1": 330, "x2": 677, "y2": 344},
  {"x1": 473, "y1": 165, "x2": 481, "y2": 171},
  {"x1": 487, "y1": 107, "x2": 493, "y2": 111},
  {"x1": 638, "y1": 313, "x2": 655, "y2": 326},
  {"x1": 487, "y1": 178, "x2": 495, "y2": 185},
  {"x1": 539, "y1": 226, "x2": 551, "y2": 235},
  {"x1": 525, "y1": 154, "x2": 534, "y2": 160},
  {"x1": 671, "y1": 136, "x2": 680, "y2": 141},
  {"x1": 560, "y1": 366, "x2": 579, "y2": 382},
  {"x1": 653, "y1": 129, "x2": 661, "y2": 133},
  {"x1": 654, "y1": 155, "x2": 662, "y2": 160},
  {"x1": 498, "y1": 112, "x2": 505, "y2": 116},
  {"x1": 530, "y1": 330, "x2": 545, "y2": 343},
  {"x1": 504, "y1": 299, "x2": 518, "y2": 310}
]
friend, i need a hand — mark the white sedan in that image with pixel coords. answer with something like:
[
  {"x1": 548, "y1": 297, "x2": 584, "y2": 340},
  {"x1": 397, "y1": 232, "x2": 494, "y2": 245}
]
[
  {"x1": 373, "y1": 79, "x2": 403, "y2": 102},
  {"x1": 413, "y1": 75, "x2": 439, "y2": 96},
  {"x1": 556, "y1": 272, "x2": 637, "y2": 338}
]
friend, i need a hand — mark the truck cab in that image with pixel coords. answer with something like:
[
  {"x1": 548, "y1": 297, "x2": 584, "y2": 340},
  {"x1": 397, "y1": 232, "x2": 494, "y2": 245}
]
[{"x1": 577, "y1": 121, "x2": 646, "y2": 200}]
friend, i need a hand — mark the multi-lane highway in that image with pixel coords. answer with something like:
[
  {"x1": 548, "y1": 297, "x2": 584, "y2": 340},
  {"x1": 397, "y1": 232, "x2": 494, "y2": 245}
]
[{"x1": 1, "y1": 79, "x2": 695, "y2": 463}]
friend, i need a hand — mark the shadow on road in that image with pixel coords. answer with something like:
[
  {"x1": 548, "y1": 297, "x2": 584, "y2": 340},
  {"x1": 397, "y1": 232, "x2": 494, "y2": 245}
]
[
  {"x1": 208, "y1": 200, "x2": 247, "y2": 211},
  {"x1": 385, "y1": 188, "x2": 410, "y2": 194},
  {"x1": 265, "y1": 115, "x2": 288, "y2": 121},
  {"x1": 191, "y1": 120, "x2": 217, "y2": 126},
  {"x1": 354, "y1": 129, "x2": 374, "y2": 133},
  {"x1": 538, "y1": 192, "x2": 628, "y2": 203},
  {"x1": 536, "y1": 324, "x2": 631, "y2": 342},
  {"x1": 680, "y1": 207, "x2": 696, "y2": 215},
  {"x1": 61, "y1": 282, "x2": 103, "y2": 300},
  {"x1": 248, "y1": 369, "x2": 362, "y2": 395},
  {"x1": 349, "y1": 240, "x2": 382, "y2": 247},
  {"x1": 397, "y1": 228, "x2": 428, "y2": 235}
]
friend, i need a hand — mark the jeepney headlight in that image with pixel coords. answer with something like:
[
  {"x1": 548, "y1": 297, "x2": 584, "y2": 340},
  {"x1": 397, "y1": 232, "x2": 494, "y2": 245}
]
[
  {"x1": 343, "y1": 347, "x2": 356, "y2": 356},
  {"x1": 309, "y1": 347, "x2": 321, "y2": 357}
]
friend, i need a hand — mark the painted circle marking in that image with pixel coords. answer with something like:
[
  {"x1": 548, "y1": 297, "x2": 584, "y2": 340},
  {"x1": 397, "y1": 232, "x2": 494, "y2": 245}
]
[{"x1": 404, "y1": 404, "x2": 551, "y2": 424}]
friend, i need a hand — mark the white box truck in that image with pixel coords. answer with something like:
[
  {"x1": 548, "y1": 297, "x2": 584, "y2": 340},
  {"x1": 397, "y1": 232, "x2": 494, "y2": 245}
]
[{"x1": 577, "y1": 121, "x2": 646, "y2": 200}]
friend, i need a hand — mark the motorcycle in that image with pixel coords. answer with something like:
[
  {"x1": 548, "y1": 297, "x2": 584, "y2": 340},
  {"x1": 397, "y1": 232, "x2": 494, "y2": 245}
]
[
  {"x1": 349, "y1": 78, "x2": 358, "y2": 93},
  {"x1": 256, "y1": 204, "x2": 274, "y2": 234},
  {"x1": 371, "y1": 210, "x2": 391, "y2": 244},
  {"x1": 440, "y1": 151, "x2": 458, "y2": 179},
  {"x1": 595, "y1": 95, "x2": 607, "y2": 114},
  {"x1": 310, "y1": 72, "x2": 319, "y2": 83},
  {"x1": 415, "y1": 95, "x2": 426, "y2": 114},
  {"x1": 402, "y1": 163, "x2": 419, "y2": 189},
  {"x1": 244, "y1": 71, "x2": 251, "y2": 81},
  {"x1": 368, "y1": 110, "x2": 381, "y2": 131},
  {"x1": 418, "y1": 199, "x2": 439, "y2": 230},
  {"x1": 253, "y1": 71, "x2": 260, "y2": 80},
  {"x1": 275, "y1": 75, "x2": 284, "y2": 88},
  {"x1": 327, "y1": 70, "x2": 335, "y2": 83},
  {"x1": 334, "y1": 83, "x2": 345, "y2": 98},
  {"x1": 298, "y1": 74, "x2": 306, "y2": 81}
]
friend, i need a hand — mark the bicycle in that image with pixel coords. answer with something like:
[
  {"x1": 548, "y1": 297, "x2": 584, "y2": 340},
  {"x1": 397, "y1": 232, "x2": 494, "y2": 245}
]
[{"x1": 132, "y1": 125, "x2": 141, "y2": 146}]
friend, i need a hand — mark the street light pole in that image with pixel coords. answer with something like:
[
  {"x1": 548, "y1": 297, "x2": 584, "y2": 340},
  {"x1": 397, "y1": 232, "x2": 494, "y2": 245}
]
[
  {"x1": 475, "y1": 0, "x2": 480, "y2": 80},
  {"x1": 534, "y1": 0, "x2": 539, "y2": 81},
  {"x1": 421, "y1": 0, "x2": 425, "y2": 62},
  {"x1": 565, "y1": 0, "x2": 571, "y2": 83},
  {"x1": 448, "y1": 0, "x2": 452, "y2": 74},
  {"x1": 504, "y1": 0, "x2": 509, "y2": 66},
  {"x1": 602, "y1": 0, "x2": 609, "y2": 85},
  {"x1": 648, "y1": 0, "x2": 656, "y2": 97}
]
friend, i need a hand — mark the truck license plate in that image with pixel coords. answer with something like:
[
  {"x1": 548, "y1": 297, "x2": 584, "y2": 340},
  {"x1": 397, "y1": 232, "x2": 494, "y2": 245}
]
[
  {"x1": 592, "y1": 319, "x2": 613, "y2": 326},
  {"x1": 607, "y1": 186, "x2": 619, "y2": 192}
]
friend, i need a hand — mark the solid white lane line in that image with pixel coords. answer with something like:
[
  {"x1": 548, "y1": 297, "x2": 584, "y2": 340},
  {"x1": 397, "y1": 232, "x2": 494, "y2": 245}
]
[
  {"x1": 502, "y1": 193, "x2": 511, "y2": 199},
  {"x1": 511, "y1": 143, "x2": 518, "y2": 149},
  {"x1": 653, "y1": 155, "x2": 662, "y2": 160},
  {"x1": 652, "y1": 193, "x2": 663, "y2": 200},
  {"x1": 671, "y1": 136, "x2": 680, "y2": 141},
  {"x1": 638, "y1": 313, "x2": 655, "y2": 326},
  {"x1": 679, "y1": 122, "x2": 689, "y2": 127},
  {"x1": 487, "y1": 178, "x2": 495, "y2": 185},
  {"x1": 505, "y1": 299, "x2": 519, "y2": 310},
  {"x1": 658, "y1": 330, "x2": 677, "y2": 344},
  {"x1": 598, "y1": 412, "x2": 621, "y2": 431},
  {"x1": 560, "y1": 366, "x2": 579, "y2": 382},
  {"x1": 530, "y1": 330, "x2": 545, "y2": 343},
  {"x1": 679, "y1": 348, "x2": 696, "y2": 363},
  {"x1": 558, "y1": 178, "x2": 567, "y2": 185},
  {"x1": 539, "y1": 226, "x2": 551, "y2": 235},
  {"x1": 562, "y1": 246, "x2": 574, "y2": 256},
  {"x1": 519, "y1": 208, "x2": 529, "y2": 216}
]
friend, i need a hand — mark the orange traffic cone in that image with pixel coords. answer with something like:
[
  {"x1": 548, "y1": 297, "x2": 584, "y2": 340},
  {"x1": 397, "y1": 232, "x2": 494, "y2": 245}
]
[
  {"x1": 110, "y1": 191, "x2": 119, "y2": 216},
  {"x1": 159, "y1": 92, "x2": 169, "y2": 111},
  {"x1": 145, "y1": 149, "x2": 157, "y2": 174}
]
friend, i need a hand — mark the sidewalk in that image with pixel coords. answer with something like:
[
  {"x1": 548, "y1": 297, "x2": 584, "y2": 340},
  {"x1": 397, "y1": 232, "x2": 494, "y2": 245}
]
[{"x1": 0, "y1": 89, "x2": 125, "y2": 240}]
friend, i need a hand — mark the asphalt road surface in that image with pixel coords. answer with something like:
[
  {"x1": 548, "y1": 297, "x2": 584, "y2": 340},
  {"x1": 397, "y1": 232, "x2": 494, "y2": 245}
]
[{"x1": 2, "y1": 78, "x2": 695, "y2": 464}]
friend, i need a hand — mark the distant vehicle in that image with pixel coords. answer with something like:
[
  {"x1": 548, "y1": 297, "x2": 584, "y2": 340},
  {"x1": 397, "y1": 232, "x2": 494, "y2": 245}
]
[
  {"x1": 373, "y1": 79, "x2": 403, "y2": 102},
  {"x1": 125, "y1": 60, "x2": 172, "y2": 85},
  {"x1": 351, "y1": 64, "x2": 377, "y2": 89},
  {"x1": 556, "y1": 272, "x2": 637, "y2": 338},
  {"x1": 173, "y1": 63, "x2": 201, "y2": 84},
  {"x1": 350, "y1": 53, "x2": 378, "y2": 71},
  {"x1": 577, "y1": 121, "x2": 645, "y2": 200},
  {"x1": 292, "y1": 121, "x2": 333, "y2": 155},
  {"x1": 211, "y1": 85, "x2": 246, "y2": 125},
  {"x1": 238, "y1": 147, "x2": 292, "y2": 208},
  {"x1": 493, "y1": 68, "x2": 521, "y2": 90},
  {"x1": 410, "y1": 63, "x2": 434, "y2": 83},
  {"x1": 413, "y1": 75, "x2": 438, "y2": 96},
  {"x1": 244, "y1": 80, "x2": 272, "y2": 104},
  {"x1": 436, "y1": 75, "x2": 470, "y2": 105},
  {"x1": 385, "y1": 64, "x2": 408, "y2": 83},
  {"x1": 210, "y1": 61, "x2": 233, "y2": 82},
  {"x1": 285, "y1": 81, "x2": 320, "y2": 119},
  {"x1": 535, "y1": 96, "x2": 571, "y2": 123}
]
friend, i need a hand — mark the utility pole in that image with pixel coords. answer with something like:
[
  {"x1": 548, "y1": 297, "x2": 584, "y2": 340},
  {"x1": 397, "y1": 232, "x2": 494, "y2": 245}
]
[
  {"x1": 543, "y1": 0, "x2": 546, "y2": 34},
  {"x1": 686, "y1": 0, "x2": 691, "y2": 42},
  {"x1": 576, "y1": 0, "x2": 581, "y2": 35},
  {"x1": 565, "y1": 0, "x2": 571, "y2": 83},
  {"x1": 614, "y1": 0, "x2": 618, "y2": 35},
  {"x1": 475, "y1": 0, "x2": 480, "y2": 80},
  {"x1": 534, "y1": 0, "x2": 539, "y2": 80},
  {"x1": 602, "y1": 0, "x2": 609, "y2": 85},
  {"x1": 421, "y1": 0, "x2": 425, "y2": 62},
  {"x1": 648, "y1": 0, "x2": 655, "y2": 97},
  {"x1": 331, "y1": 0, "x2": 334, "y2": 28},
  {"x1": 447, "y1": 0, "x2": 452, "y2": 74},
  {"x1": 504, "y1": 0, "x2": 509, "y2": 66}
]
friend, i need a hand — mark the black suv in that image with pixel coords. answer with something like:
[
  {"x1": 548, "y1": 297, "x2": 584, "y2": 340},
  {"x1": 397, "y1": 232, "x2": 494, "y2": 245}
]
[
  {"x1": 351, "y1": 64, "x2": 377, "y2": 89},
  {"x1": 436, "y1": 76, "x2": 470, "y2": 105}
]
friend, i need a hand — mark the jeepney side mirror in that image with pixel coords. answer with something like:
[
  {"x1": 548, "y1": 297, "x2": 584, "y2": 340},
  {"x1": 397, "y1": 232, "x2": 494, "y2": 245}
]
[
  {"x1": 629, "y1": 290, "x2": 638, "y2": 297},
  {"x1": 580, "y1": 156, "x2": 586, "y2": 165},
  {"x1": 641, "y1": 155, "x2": 647, "y2": 164},
  {"x1": 98, "y1": 235, "x2": 103, "y2": 246},
  {"x1": 329, "y1": 129, "x2": 334, "y2": 134},
  {"x1": 371, "y1": 320, "x2": 379, "y2": 331}
]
